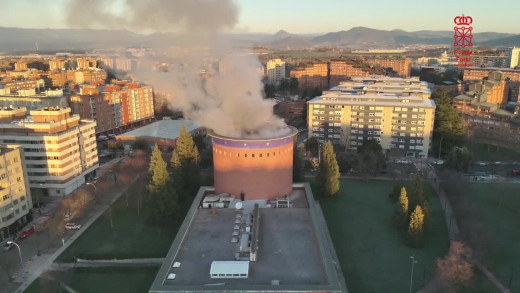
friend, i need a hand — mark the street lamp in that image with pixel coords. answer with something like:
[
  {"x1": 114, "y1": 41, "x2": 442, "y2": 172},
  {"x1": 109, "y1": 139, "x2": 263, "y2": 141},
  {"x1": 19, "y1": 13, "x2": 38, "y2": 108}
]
[
  {"x1": 438, "y1": 137, "x2": 445, "y2": 160},
  {"x1": 85, "y1": 182, "x2": 97, "y2": 193},
  {"x1": 7, "y1": 241, "x2": 23, "y2": 267},
  {"x1": 409, "y1": 254, "x2": 418, "y2": 293}
]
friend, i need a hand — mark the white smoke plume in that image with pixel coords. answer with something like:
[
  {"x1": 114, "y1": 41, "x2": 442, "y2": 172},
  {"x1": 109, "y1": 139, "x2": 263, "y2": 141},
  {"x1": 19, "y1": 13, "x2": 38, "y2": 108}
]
[{"x1": 66, "y1": 0, "x2": 290, "y2": 138}]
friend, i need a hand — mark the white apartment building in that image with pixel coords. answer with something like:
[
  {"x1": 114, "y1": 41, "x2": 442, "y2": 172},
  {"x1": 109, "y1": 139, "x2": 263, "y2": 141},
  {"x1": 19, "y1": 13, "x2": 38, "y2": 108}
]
[
  {"x1": 266, "y1": 59, "x2": 286, "y2": 85},
  {"x1": 308, "y1": 77, "x2": 436, "y2": 158},
  {"x1": 0, "y1": 145, "x2": 33, "y2": 240},
  {"x1": 0, "y1": 107, "x2": 98, "y2": 196},
  {"x1": 498, "y1": 47, "x2": 520, "y2": 68}
]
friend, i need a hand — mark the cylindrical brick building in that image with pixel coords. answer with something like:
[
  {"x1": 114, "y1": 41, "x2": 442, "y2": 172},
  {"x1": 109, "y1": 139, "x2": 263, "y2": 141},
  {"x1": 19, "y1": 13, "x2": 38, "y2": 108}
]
[{"x1": 210, "y1": 127, "x2": 297, "y2": 200}]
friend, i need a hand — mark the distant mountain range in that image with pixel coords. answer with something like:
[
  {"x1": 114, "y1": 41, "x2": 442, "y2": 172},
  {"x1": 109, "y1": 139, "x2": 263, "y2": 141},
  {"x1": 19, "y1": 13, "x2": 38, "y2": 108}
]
[{"x1": 0, "y1": 26, "x2": 518, "y2": 52}]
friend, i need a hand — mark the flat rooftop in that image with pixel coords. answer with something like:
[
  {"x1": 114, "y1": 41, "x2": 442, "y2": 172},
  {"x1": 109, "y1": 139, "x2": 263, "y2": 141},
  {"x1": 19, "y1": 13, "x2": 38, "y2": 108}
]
[
  {"x1": 116, "y1": 119, "x2": 198, "y2": 141},
  {"x1": 150, "y1": 184, "x2": 346, "y2": 293}
]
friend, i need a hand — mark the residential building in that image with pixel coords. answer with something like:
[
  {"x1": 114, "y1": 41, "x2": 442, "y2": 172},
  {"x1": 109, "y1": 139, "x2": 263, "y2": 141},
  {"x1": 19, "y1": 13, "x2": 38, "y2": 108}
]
[
  {"x1": 0, "y1": 145, "x2": 33, "y2": 240},
  {"x1": 465, "y1": 72, "x2": 507, "y2": 105},
  {"x1": 329, "y1": 59, "x2": 371, "y2": 87},
  {"x1": 308, "y1": 77, "x2": 435, "y2": 158},
  {"x1": 0, "y1": 88, "x2": 68, "y2": 113},
  {"x1": 453, "y1": 94, "x2": 520, "y2": 148},
  {"x1": 49, "y1": 58, "x2": 66, "y2": 71},
  {"x1": 498, "y1": 47, "x2": 520, "y2": 68},
  {"x1": 266, "y1": 59, "x2": 286, "y2": 85},
  {"x1": 463, "y1": 67, "x2": 520, "y2": 103},
  {"x1": 273, "y1": 100, "x2": 306, "y2": 121},
  {"x1": 0, "y1": 107, "x2": 98, "y2": 197},
  {"x1": 365, "y1": 58, "x2": 412, "y2": 77},
  {"x1": 471, "y1": 54, "x2": 509, "y2": 68},
  {"x1": 69, "y1": 83, "x2": 154, "y2": 134},
  {"x1": 290, "y1": 63, "x2": 329, "y2": 92}
]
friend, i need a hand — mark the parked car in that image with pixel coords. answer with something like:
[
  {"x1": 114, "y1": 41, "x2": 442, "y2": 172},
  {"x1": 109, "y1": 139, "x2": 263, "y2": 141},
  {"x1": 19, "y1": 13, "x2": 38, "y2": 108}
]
[
  {"x1": 65, "y1": 223, "x2": 82, "y2": 230},
  {"x1": 2, "y1": 242, "x2": 14, "y2": 251},
  {"x1": 19, "y1": 226, "x2": 35, "y2": 239},
  {"x1": 512, "y1": 169, "x2": 520, "y2": 176}
]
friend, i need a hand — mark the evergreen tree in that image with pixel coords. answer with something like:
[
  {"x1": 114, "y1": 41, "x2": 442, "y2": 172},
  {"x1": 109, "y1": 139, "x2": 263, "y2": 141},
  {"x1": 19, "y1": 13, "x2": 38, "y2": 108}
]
[
  {"x1": 317, "y1": 141, "x2": 340, "y2": 197},
  {"x1": 171, "y1": 124, "x2": 200, "y2": 168},
  {"x1": 293, "y1": 144, "x2": 304, "y2": 182},
  {"x1": 433, "y1": 90, "x2": 468, "y2": 157},
  {"x1": 408, "y1": 205, "x2": 425, "y2": 247},
  {"x1": 171, "y1": 124, "x2": 201, "y2": 201},
  {"x1": 148, "y1": 155, "x2": 170, "y2": 193},
  {"x1": 146, "y1": 147, "x2": 178, "y2": 225},
  {"x1": 394, "y1": 187, "x2": 409, "y2": 228},
  {"x1": 388, "y1": 182, "x2": 402, "y2": 202},
  {"x1": 149, "y1": 143, "x2": 162, "y2": 174},
  {"x1": 408, "y1": 174, "x2": 431, "y2": 229}
]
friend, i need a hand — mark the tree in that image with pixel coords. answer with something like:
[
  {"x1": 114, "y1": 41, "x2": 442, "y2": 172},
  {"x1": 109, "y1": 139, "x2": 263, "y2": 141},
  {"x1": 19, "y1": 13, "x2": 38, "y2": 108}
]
[
  {"x1": 171, "y1": 124, "x2": 201, "y2": 200},
  {"x1": 407, "y1": 205, "x2": 425, "y2": 247},
  {"x1": 132, "y1": 140, "x2": 149, "y2": 152},
  {"x1": 317, "y1": 141, "x2": 340, "y2": 197},
  {"x1": 388, "y1": 182, "x2": 402, "y2": 202},
  {"x1": 433, "y1": 90, "x2": 468, "y2": 157},
  {"x1": 149, "y1": 143, "x2": 163, "y2": 174},
  {"x1": 445, "y1": 146, "x2": 472, "y2": 172},
  {"x1": 305, "y1": 136, "x2": 319, "y2": 157},
  {"x1": 172, "y1": 124, "x2": 200, "y2": 168},
  {"x1": 394, "y1": 187, "x2": 409, "y2": 228},
  {"x1": 148, "y1": 155, "x2": 170, "y2": 193},
  {"x1": 146, "y1": 149, "x2": 178, "y2": 225},
  {"x1": 293, "y1": 145, "x2": 304, "y2": 182},
  {"x1": 264, "y1": 83, "x2": 276, "y2": 98},
  {"x1": 436, "y1": 241, "x2": 474, "y2": 292},
  {"x1": 336, "y1": 152, "x2": 357, "y2": 173},
  {"x1": 289, "y1": 77, "x2": 299, "y2": 94},
  {"x1": 357, "y1": 139, "x2": 386, "y2": 176},
  {"x1": 409, "y1": 174, "x2": 431, "y2": 229}
]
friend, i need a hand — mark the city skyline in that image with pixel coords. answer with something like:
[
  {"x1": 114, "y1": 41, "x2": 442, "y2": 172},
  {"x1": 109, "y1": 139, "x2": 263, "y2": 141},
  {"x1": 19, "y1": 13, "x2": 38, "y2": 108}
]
[{"x1": 1, "y1": 0, "x2": 520, "y2": 34}]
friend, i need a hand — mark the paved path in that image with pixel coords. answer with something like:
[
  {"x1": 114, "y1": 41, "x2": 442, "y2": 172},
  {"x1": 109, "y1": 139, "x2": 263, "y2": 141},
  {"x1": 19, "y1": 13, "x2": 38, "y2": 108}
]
[{"x1": 418, "y1": 165, "x2": 509, "y2": 293}]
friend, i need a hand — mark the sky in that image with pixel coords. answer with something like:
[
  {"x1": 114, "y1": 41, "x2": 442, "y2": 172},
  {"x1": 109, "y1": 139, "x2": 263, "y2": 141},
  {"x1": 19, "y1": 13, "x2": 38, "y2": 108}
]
[{"x1": 1, "y1": 0, "x2": 519, "y2": 34}]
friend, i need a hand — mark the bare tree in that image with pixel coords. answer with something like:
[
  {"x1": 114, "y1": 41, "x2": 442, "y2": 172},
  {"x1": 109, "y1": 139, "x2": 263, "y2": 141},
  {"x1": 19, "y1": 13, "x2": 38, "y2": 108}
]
[{"x1": 436, "y1": 241, "x2": 474, "y2": 292}]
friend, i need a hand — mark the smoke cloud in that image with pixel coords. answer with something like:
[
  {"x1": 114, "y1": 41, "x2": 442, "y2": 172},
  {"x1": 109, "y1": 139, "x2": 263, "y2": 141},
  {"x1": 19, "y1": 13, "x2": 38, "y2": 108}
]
[{"x1": 66, "y1": 0, "x2": 289, "y2": 138}]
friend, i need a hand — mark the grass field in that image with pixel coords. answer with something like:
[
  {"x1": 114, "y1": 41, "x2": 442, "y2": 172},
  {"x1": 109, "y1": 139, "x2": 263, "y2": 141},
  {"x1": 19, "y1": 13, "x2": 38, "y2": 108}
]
[
  {"x1": 316, "y1": 178, "x2": 449, "y2": 293},
  {"x1": 465, "y1": 141, "x2": 520, "y2": 162},
  {"x1": 25, "y1": 267, "x2": 158, "y2": 293},
  {"x1": 465, "y1": 183, "x2": 520, "y2": 293},
  {"x1": 56, "y1": 193, "x2": 181, "y2": 262}
]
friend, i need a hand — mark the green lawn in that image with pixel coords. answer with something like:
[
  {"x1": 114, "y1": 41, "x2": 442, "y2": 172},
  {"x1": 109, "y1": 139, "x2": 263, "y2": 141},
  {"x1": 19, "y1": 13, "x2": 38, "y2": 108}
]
[
  {"x1": 56, "y1": 193, "x2": 181, "y2": 262},
  {"x1": 465, "y1": 183, "x2": 520, "y2": 293},
  {"x1": 317, "y1": 179, "x2": 450, "y2": 293},
  {"x1": 25, "y1": 267, "x2": 158, "y2": 293},
  {"x1": 465, "y1": 141, "x2": 520, "y2": 162}
]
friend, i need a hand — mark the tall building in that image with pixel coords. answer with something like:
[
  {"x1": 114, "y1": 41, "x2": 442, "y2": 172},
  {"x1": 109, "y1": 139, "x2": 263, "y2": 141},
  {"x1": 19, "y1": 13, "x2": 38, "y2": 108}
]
[
  {"x1": 471, "y1": 55, "x2": 509, "y2": 68},
  {"x1": 308, "y1": 77, "x2": 435, "y2": 158},
  {"x1": 266, "y1": 59, "x2": 286, "y2": 85},
  {"x1": 0, "y1": 107, "x2": 98, "y2": 196},
  {"x1": 290, "y1": 62, "x2": 329, "y2": 92},
  {"x1": 365, "y1": 58, "x2": 412, "y2": 77},
  {"x1": 498, "y1": 47, "x2": 520, "y2": 68},
  {"x1": 0, "y1": 145, "x2": 33, "y2": 240}
]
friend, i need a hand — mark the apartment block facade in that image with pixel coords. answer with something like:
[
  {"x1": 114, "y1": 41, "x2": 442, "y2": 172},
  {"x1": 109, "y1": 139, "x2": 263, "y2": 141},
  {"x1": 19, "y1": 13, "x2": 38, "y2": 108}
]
[
  {"x1": 308, "y1": 77, "x2": 435, "y2": 158},
  {"x1": 69, "y1": 83, "x2": 154, "y2": 134},
  {"x1": 365, "y1": 58, "x2": 412, "y2": 77},
  {"x1": 0, "y1": 107, "x2": 98, "y2": 197},
  {"x1": 290, "y1": 63, "x2": 329, "y2": 91},
  {"x1": 266, "y1": 59, "x2": 286, "y2": 85},
  {"x1": 0, "y1": 145, "x2": 33, "y2": 240},
  {"x1": 463, "y1": 67, "x2": 520, "y2": 103},
  {"x1": 329, "y1": 60, "x2": 371, "y2": 87}
]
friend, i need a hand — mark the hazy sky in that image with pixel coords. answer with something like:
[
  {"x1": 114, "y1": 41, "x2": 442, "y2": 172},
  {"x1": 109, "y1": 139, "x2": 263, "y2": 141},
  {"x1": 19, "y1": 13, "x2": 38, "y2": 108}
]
[{"x1": 1, "y1": 0, "x2": 519, "y2": 34}]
